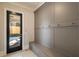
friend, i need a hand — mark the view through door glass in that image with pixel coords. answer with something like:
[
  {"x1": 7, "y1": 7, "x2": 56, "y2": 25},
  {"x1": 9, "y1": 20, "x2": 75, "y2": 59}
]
[{"x1": 7, "y1": 10, "x2": 22, "y2": 53}]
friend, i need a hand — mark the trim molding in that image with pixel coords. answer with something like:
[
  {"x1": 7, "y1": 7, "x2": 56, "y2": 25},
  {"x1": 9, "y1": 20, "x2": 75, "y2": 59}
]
[
  {"x1": 2, "y1": 2, "x2": 45, "y2": 12},
  {"x1": 34, "y1": 2, "x2": 45, "y2": 11},
  {"x1": 4, "y1": 8, "x2": 25, "y2": 55}
]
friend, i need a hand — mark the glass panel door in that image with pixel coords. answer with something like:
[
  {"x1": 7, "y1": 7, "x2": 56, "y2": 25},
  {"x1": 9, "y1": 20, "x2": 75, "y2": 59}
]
[{"x1": 7, "y1": 10, "x2": 22, "y2": 53}]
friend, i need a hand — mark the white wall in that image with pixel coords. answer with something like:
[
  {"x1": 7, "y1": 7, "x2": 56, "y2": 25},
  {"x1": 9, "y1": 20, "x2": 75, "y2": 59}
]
[{"x1": 0, "y1": 3, "x2": 34, "y2": 56}]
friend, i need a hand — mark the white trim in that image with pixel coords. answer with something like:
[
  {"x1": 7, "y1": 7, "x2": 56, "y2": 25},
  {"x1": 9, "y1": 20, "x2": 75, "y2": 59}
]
[
  {"x1": 4, "y1": 2, "x2": 45, "y2": 12},
  {"x1": 6, "y1": 2, "x2": 33, "y2": 12},
  {"x1": 4, "y1": 8, "x2": 24, "y2": 55},
  {"x1": 4, "y1": 8, "x2": 6, "y2": 56}
]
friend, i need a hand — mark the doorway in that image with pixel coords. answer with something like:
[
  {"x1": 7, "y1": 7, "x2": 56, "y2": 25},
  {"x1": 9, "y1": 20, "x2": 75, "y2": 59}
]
[{"x1": 6, "y1": 10, "x2": 22, "y2": 53}]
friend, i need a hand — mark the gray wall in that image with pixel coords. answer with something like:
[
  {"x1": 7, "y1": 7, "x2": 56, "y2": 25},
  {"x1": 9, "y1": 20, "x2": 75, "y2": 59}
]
[
  {"x1": 35, "y1": 2, "x2": 79, "y2": 56},
  {"x1": 54, "y1": 2, "x2": 78, "y2": 56},
  {"x1": 35, "y1": 2, "x2": 55, "y2": 48}
]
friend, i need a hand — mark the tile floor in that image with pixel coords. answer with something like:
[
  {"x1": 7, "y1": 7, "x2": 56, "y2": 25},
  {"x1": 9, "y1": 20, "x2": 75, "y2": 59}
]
[{"x1": 5, "y1": 50, "x2": 37, "y2": 57}]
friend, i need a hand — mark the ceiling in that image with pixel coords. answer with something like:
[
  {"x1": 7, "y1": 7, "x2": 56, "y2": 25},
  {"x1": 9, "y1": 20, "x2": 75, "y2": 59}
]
[{"x1": 10, "y1": 2, "x2": 45, "y2": 11}]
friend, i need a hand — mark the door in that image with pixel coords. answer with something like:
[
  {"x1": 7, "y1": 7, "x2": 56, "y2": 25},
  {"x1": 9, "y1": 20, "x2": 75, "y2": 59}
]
[{"x1": 7, "y1": 10, "x2": 22, "y2": 53}]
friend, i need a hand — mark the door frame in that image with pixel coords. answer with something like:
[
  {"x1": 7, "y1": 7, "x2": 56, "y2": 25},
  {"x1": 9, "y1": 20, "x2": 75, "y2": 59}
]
[
  {"x1": 7, "y1": 10, "x2": 23, "y2": 53},
  {"x1": 4, "y1": 8, "x2": 24, "y2": 54}
]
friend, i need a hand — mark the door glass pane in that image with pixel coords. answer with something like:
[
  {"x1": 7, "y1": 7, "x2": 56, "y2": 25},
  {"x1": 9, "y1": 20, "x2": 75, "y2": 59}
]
[{"x1": 9, "y1": 13, "x2": 21, "y2": 48}]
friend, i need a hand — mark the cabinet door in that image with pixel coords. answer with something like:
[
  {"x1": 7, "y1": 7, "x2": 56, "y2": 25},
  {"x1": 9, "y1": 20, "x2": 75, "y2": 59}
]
[
  {"x1": 55, "y1": 2, "x2": 78, "y2": 24},
  {"x1": 35, "y1": 2, "x2": 52, "y2": 28},
  {"x1": 35, "y1": 3, "x2": 53, "y2": 48}
]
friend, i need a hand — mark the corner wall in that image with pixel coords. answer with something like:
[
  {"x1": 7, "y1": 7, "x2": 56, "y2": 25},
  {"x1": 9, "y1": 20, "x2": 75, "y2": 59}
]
[
  {"x1": 0, "y1": 3, "x2": 34, "y2": 56},
  {"x1": 35, "y1": 2, "x2": 79, "y2": 56}
]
